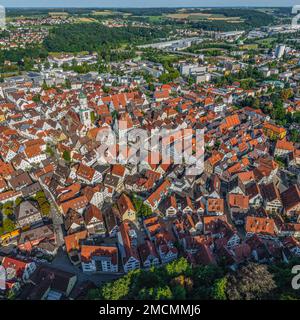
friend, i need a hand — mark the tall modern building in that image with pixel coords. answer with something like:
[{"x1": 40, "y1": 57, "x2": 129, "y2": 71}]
[
  {"x1": 275, "y1": 45, "x2": 286, "y2": 59},
  {"x1": 0, "y1": 5, "x2": 5, "y2": 30}
]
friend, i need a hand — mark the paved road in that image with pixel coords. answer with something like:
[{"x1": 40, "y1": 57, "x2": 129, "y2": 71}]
[
  {"x1": 40, "y1": 181, "x2": 64, "y2": 246},
  {"x1": 38, "y1": 179, "x2": 123, "y2": 288},
  {"x1": 50, "y1": 248, "x2": 123, "y2": 287},
  {"x1": 224, "y1": 196, "x2": 246, "y2": 240}
]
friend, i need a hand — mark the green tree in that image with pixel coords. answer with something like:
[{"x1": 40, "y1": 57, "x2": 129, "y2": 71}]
[
  {"x1": 46, "y1": 145, "x2": 54, "y2": 156},
  {"x1": 32, "y1": 94, "x2": 41, "y2": 103},
  {"x1": 280, "y1": 88, "x2": 293, "y2": 101},
  {"x1": 212, "y1": 277, "x2": 227, "y2": 300},
  {"x1": 35, "y1": 191, "x2": 51, "y2": 216},
  {"x1": 62, "y1": 150, "x2": 71, "y2": 162},
  {"x1": 3, "y1": 218, "x2": 16, "y2": 233},
  {"x1": 3, "y1": 201, "x2": 13, "y2": 216},
  {"x1": 226, "y1": 263, "x2": 276, "y2": 300},
  {"x1": 15, "y1": 197, "x2": 23, "y2": 207},
  {"x1": 155, "y1": 286, "x2": 173, "y2": 300},
  {"x1": 101, "y1": 272, "x2": 134, "y2": 300},
  {"x1": 269, "y1": 258, "x2": 300, "y2": 300},
  {"x1": 132, "y1": 195, "x2": 152, "y2": 218},
  {"x1": 172, "y1": 285, "x2": 187, "y2": 299},
  {"x1": 65, "y1": 79, "x2": 71, "y2": 89},
  {"x1": 290, "y1": 129, "x2": 300, "y2": 143},
  {"x1": 165, "y1": 257, "x2": 190, "y2": 277}
]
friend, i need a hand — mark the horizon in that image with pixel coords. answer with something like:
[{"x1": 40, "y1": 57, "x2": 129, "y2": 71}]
[
  {"x1": 2, "y1": 6, "x2": 296, "y2": 8},
  {"x1": 1, "y1": 0, "x2": 299, "y2": 9}
]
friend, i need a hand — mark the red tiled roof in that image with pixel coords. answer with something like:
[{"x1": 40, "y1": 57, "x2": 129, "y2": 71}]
[
  {"x1": 80, "y1": 245, "x2": 117, "y2": 264},
  {"x1": 64, "y1": 230, "x2": 88, "y2": 253},
  {"x1": 245, "y1": 216, "x2": 276, "y2": 236}
]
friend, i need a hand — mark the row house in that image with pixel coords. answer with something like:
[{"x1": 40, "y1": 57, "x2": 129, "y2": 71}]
[
  {"x1": 245, "y1": 216, "x2": 277, "y2": 240},
  {"x1": 80, "y1": 245, "x2": 118, "y2": 273},
  {"x1": 227, "y1": 193, "x2": 249, "y2": 225},
  {"x1": 117, "y1": 221, "x2": 140, "y2": 273}
]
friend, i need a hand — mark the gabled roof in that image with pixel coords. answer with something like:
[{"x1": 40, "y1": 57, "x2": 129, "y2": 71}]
[
  {"x1": 2, "y1": 256, "x2": 31, "y2": 278},
  {"x1": 228, "y1": 193, "x2": 249, "y2": 210},
  {"x1": 261, "y1": 182, "x2": 281, "y2": 202},
  {"x1": 117, "y1": 193, "x2": 135, "y2": 217},
  {"x1": 61, "y1": 195, "x2": 89, "y2": 215},
  {"x1": 207, "y1": 198, "x2": 224, "y2": 213},
  {"x1": 275, "y1": 139, "x2": 294, "y2": 152},
  {"x1": 138, "y1": 240, "x2": 158, "y2": 263},
  {"x1": 64, "y1": 230, "x2": 88, "y2": 253},
  {"x1": 85, "y1": 204, "x2": 103, "y2": 225},
  {"x1": 146, "y1": 180, "x2": 171, "y2": 208},
  {"x1": 281, "y1": 185, "x2": 300, "y2": 212},
  {"x1": 245, "y1": 216, "x2": 276, "y2": 236},
  {"x1": 80, "y1": 245, "x2": 117, "y2": 264}
]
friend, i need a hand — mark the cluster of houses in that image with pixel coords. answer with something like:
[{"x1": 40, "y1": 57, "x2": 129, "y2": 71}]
[
  {"x1": 0, "y1": 27, "x2": 48, "y2": 50},
  {"x1": 9, "y1": 16, "x2": 73, "y2": 28},
  {"x1": 0, "y1": 39, "x2": 299, "y2": 299}
]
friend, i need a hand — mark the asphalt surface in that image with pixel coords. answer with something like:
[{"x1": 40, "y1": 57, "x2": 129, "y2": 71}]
[{"x1": 50, "y1": 248, "x2": 123, "y2": 287}]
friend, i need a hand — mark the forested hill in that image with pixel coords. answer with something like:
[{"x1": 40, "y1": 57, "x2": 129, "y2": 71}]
[
  {"x1": 44, "y1": 23, "x2": 170, "y2": 52},
  {"x1": 190, "y1": 9, "x2": 274, "y2": 31}
]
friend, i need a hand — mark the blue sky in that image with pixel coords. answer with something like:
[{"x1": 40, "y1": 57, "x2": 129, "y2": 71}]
[{"x1": 0, "y1": 1, "x2": 299, "y2": 8}]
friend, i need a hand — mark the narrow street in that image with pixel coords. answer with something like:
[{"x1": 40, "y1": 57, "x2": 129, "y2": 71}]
[
  {"x1": 224, "y1": 197, "x2": 246, "y2": 240},
  {"x1": 40, "y1": 181, "x2": 64, "y2": 246},
  {"x1": 39, "y1": 181, "x2": 123, "y2": 288}
]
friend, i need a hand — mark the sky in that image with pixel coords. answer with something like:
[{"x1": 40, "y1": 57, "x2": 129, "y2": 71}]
[{"x1": 0, "y1": 0, "x2": 299, "y2": 8}]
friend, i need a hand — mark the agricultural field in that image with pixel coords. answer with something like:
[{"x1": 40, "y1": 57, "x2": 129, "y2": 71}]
[
  {"x1": 255, "y1": 37, "x2": 277, "y2": 45},
  {"x1": 147, "y1": 16, "x2": 165, "y2": 23},
  {"x1": 165, "y1": 12, "x2": 245, "y2": 23},
  {"x1": 141, "y1": 50, "x2": 183, "y2": 64},
  {"x1": 48, "y1": 12, "x2": 69, "y2": 17},
  {"x1": 239, "y1": 44, "x2": 259, "y2": 50},
  {"x1": 91, "y1": 10, "x2": 131, "y2": 16},
  {"x1": 48, "y1": 51, "x2": 90, "y2": 57},
  {"x1": 75, "y1": 17, "x2": 98, "y2": 23}
]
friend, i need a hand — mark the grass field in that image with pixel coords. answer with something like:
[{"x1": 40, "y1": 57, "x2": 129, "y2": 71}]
[
  {"x1": 165, "y1": 12, "x2": 244, "y2": 23},
  {"x1": 239, "y1": 44, "x2": 259, "y2": 50},
  {"x1": 75, "y1": 17, "x2": 98, "y2": 23},
  {"x1": 148, "y1": 16, "x2": 165, "y2": 22},
  {"x1": 91, "y1": 10, "x2": 131, "y2": 16},
  {"x1": 49, "y1": 51, "x2": 90, "y2": 57},
  {"x1": 48, "y1": 12, "x2": 69, "y2": 17},
  {"x1": 143, "y1": 52, "x2": 182, "y2": 64},
  {"x1": 254, "y1": 37, "x2": 277, "y2": 45}
]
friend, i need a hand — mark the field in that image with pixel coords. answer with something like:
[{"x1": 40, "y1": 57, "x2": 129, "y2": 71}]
[
  {"x1": 91, "y1": 10, "x2": 131, "y2": 16},
  {"x1": 165, "y1": 12, "x2": 244, "y2": 23},
  {"x1": 255, "y1": 37, "x2": 277, "y2": 45},
  {"x1": 147, "y1": 16, "x2": 165, "y2": 22},
  {"x1": 75, "y1": 17, "x2": 98, "y2": 23},
  {"x1": 48, "y1": 12, "x2": 69, "y2": 17},
  {"x1": 49, "y1": 51, "x2": 90, "y2": 57},
  {"x1": 142, "y1": 51, "x2": 183, "y2": 64},
  {"x1": 239, "y1": 44, "x2": 259, "y2": 50}
]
